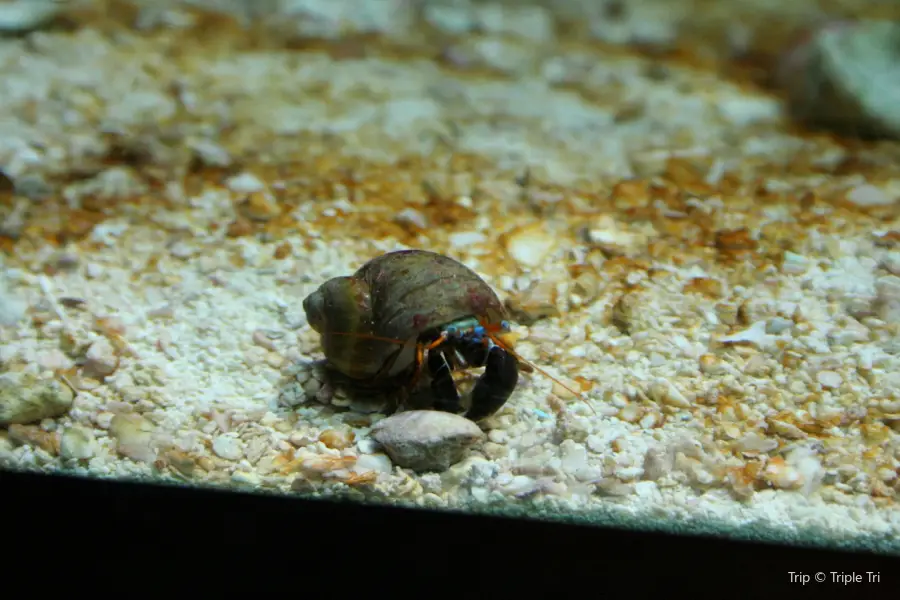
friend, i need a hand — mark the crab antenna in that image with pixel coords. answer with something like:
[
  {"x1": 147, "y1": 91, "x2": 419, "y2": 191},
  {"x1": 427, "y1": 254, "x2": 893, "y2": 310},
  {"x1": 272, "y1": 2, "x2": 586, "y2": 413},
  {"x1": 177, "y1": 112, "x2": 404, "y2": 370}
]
[{"x1": 483, "y1": 327, "x2": 597, "y2": 416}]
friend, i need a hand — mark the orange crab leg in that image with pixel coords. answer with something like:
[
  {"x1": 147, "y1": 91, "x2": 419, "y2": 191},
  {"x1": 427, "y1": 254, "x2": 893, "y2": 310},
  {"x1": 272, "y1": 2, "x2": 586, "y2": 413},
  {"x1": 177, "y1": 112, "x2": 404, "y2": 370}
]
[
  {"x1": 409, "y1": 332, "x2": 450, "y2": 389},
  {"x1": 408, "y1": 342, "x2": 427, "y2": 389}
]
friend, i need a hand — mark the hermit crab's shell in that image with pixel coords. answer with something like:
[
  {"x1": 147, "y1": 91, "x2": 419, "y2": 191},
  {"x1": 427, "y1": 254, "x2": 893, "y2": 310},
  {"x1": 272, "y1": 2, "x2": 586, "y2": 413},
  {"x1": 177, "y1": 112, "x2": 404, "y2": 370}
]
[{"x1": 302, "y1": 249, "x2": 508, "y2": 381}]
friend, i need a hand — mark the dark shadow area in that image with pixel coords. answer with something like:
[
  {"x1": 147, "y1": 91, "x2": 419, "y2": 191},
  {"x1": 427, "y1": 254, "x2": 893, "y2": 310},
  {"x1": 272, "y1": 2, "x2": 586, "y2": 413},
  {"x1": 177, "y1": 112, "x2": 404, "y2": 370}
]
[{"x1": 2, "y1": 468, "x2": 897, "y2": 596}]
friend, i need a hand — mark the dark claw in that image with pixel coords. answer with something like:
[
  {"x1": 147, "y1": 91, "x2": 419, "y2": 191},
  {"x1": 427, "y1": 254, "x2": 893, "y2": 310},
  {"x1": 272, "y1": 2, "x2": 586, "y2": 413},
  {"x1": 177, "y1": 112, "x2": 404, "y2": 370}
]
[
  {"x1": 427, "y1": 349, "x2": 462, "y2": 414},
  {"x1": 466, "y1": 345, "x2": 518, "y2": 421}
]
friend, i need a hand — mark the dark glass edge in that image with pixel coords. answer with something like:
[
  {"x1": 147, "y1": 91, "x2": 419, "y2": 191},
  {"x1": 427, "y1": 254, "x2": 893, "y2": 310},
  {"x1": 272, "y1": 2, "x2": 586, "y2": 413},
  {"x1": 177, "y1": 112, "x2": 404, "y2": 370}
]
[{"x1": 2, "y1": 466, "x2": 898, "y2": 595}]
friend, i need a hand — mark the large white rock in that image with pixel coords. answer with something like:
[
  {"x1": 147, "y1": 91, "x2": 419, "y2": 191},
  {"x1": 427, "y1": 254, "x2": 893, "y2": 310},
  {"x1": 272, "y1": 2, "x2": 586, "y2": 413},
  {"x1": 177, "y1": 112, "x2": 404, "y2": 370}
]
[{"x1": 371, "y1": 410, "x2": 485, "y2": 473}]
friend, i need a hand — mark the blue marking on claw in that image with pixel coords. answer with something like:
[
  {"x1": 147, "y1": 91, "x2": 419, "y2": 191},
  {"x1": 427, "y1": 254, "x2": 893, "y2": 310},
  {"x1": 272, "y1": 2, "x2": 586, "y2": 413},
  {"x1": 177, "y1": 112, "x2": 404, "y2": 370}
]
[
  {"x1": 500, "y1": 320, "x2": 510, "y2": 331},
  {"x1": 474, "y1": 325, "x2": 485, "y2": 338}
]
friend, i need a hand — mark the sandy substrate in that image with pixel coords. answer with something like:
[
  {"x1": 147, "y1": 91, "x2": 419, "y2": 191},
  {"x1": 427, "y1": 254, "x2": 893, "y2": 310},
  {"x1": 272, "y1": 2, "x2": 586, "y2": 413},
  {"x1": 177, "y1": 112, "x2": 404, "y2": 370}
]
[{"x1": 2, "y1": 0, "x2": 900, "y2": 554}]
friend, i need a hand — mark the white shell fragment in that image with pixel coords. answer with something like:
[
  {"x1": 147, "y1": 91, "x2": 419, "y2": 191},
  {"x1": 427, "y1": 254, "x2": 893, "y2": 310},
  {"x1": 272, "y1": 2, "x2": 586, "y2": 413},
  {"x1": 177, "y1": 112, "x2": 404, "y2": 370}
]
[
  {"x1": 815, "y1": 370, "x2": 842, "y2": 389},
  {"x1": 371, "y1": 410, "x2": 486, "y2": 472},
  {"x1": 717, "y1": 321, "x2": 773, "y2": 349},
  {"x1": 584, "y1": 215, "x2": 641, "y2": 256},
  {"x1": 355, "y1": 453, "x2": 393, "y2": 473},
  {"x1": 763, "y1": 460, "x2": 803, "y2": 490},
  {"x1": 846, "y1": 184, "x2": 893, "y2": 207},
  {"x1": 212, "y1": 434, "x2": 244, "y2": 461},
  {"x1": 875, "y1": 275, "x2": 900, "y2": 323},
  {"x1": 82, "y1": 337, "x2": 119, "y2": 379},
  {"x1": 109, "y1": 414, "x2": 157, "y2": 464},
  {"x1": 733, "y1": 432, "x2": 778, "y2": 454},
  {"x1": 226, "y1": 172, "x2": 266, "y2": 193},
  {"x1": 0, "y1": 372, "x2": 74, "y2": 426},
  {"x1": 781, "y1": 251, "x2": 809, "y2": 275},
  {"x1": 504, "y1": 224, "x2": 558, "y2": 268},
  {"x1": 0, "y1": 0, "x2": 63, "y2": 33},
  {"x1": 60, "y1": 425, "x2": 97, "y2": 460}
]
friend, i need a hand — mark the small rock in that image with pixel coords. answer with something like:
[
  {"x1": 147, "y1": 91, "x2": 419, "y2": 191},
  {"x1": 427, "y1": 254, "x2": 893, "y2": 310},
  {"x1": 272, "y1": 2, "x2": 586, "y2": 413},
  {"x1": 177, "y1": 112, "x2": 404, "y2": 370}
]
[
  {"x1": 0, "y1": 0, "x2": 64, "y2": 34},
  {"x1": 394, "y1": 208, "x2": 428, "y2": 231},
  {"x1": 593, "y1": 478, "x2": 634, "y2": 497},
  {"x1": 767, "y1": 418, "x2": 808, "y2": 440},
  {"x1": 318, "y1": 428, "x2": 355, "y2": 450},
  {"x1": 226, "y1": 172, "x2": 265, "y2": 193},
  {"x1": 371, "y1": 410, "x2": 485, "y2": 472},
  {"x1": 504, "y1": 278, "x2": 560, "y2": 325},
  {"x1": 474, "y1": 5, "x2": 554, "y2": 42},
  {"x1": 559, "y1": 439, "x2": 588, "y2": 471},
  {"x1": 482, "y1": 441, "x2": 506, "y2": 460},
  {"x1": 109, "y1": 414, "x2": 157, "y2": 463},
  {"x1": 777, "y1": 20, "x2": 900, "y2": 140},
  {"x1": 59, "y1": 425, "x2": 97, "y2": 460},
  {"x1": 487, "y1": 429, "x2": 508, "y2": 444},
  {"x1": 231, "y1": 470, "x2": 261, "y2": 486},
  {"x1": 0, "y1": 372, "x2": 74, "y2": 426},
  {"x1": 698, "y1": 354, "x2": 724, "y2": 374},
  {"x1": 354, "y1": 453, "x2": 393, "y2": 474},
  {"x1": 648, "y1": 379, "x2": 691, "y2": 408},
  {"x1": 65, "y1": 167, "x2": 147, "y2": 204},
  {"x1": 470, "y1": 486, "x2": 490, "y2": 502},
  {"x1": 36, "y1": 348, "x2": 74, "y2": 372},
  {"x1": 617, "y1": 403, "x2": 642, "y2": 423},
  {"x1": 786, "y1": 446, "x2": 825, "y2": 495},
  {"x1": 762, "y1": 457, "x2": 804, "y2": 490},
  {"x1": 157, "y1": 447, "x2": 196, "y2": 477},
  {"x1": 85, "y1": 263, "x2": 103, "y2": 279},
  {"x1": 743, "y1": 354, "x2": 770, "y2": 377},
  {"x1": 765, "y1": 317, "x2": 794, "y2": 334},
  {"x1": 724, "y1": 466, "x2": 756, "y2": 501},
  {"x1": 302, "y1": 376, "x2": 322, "y2": 398},
  {"x1": 47, "y1": 251, "x2": 80, "y2": 271},
  {"x1": 239, "y1": 190, "x2": 282, "y2": 222},
  {"x1": 643, "y1": 446, "x2": 675, "y2": 481},
  {"x1": 781, "y1": 252, "x2": 809, "y2": 275},
  {"x1": 279, "y1": 382, "x2": 309, "y2": 408},
  {"x1": 610, "y1": 292, "x2": 640, "y2": 334},
  {"x1": 722, "y1": 424, "x2": 742, "y2": 440},
  {"x1": 289, "y1": 429, "x2": 316, "y2": 447},
  {"x1": 82, "y1": 338, "x2": 119, "y2": 379},
  {"x1": 188, "y1": 139, "x2": 233, "y2": 168},
  {"x1": 13, "y1": 173, "x2": 53, "y2": 201},
  {"x1": 733, "y1": 432, "x2": 778, "y2": 454},
  {"x1": 500, "y1": 474, "x2": 536, "y2": 496},
  {"x1": 0, "y1": 286, "x2": 27, "y2": 326},
  {"x1": 846, "y1": 184, "x2": 893, "y2": 207},
  {"x1": 874, "y1": 275, "x2": 900, "y2": 323},
  {"x1": 168, "y1": 241, "x2": 197, "y2": 259},
  {"x1": 615, "y1": 466, "x2": 644, "y2": 482},
  {"x1": 718, "y1": 321, "x2": 772, "y2": 349},
  {"x1": 212, "y1": 434, "x2": 244, "y2": 460},
  {"x1": 583, "y1": 215, "x2": 642, "y2": 257},
  {"x1": 816, "y1": 370, "x2": 843, "y2": 389},
  {"x1": 448, "y1": 231, "x2": 486, "y2": 248},
  {"x1": 252, "y1": 330, "x2": 278, "y2": 352},
  {"x1": 6, "y1": 424, "x2": 59, "y2": 454},
  {"x1": 881, "y1": 251, "x2": 900, "y2": 275},
  {"x1": 503, "y1": 223, "x2": 558, "y2": 268}
]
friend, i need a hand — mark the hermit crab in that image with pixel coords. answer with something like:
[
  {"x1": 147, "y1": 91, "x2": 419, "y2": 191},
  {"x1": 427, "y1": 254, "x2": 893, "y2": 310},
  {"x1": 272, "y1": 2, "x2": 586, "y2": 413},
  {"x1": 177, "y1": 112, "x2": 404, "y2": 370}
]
[{"x1": 302, "y1": 249, "x2": 585, "y2": 421}]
